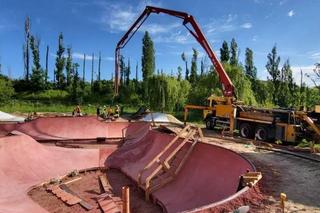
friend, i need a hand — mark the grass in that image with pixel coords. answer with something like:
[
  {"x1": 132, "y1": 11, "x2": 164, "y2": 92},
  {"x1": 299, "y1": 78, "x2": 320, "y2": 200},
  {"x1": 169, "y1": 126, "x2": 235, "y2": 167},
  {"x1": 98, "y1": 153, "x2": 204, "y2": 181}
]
[{"x1": 296, "y1": 139, "x2": 320, "y2": 149}]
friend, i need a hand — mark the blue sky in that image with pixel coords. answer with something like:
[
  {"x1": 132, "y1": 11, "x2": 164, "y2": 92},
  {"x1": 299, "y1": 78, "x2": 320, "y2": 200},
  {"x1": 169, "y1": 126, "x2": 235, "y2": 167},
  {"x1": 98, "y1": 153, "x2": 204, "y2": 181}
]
[{"x1": 0, "y1": 0, "x2": 319, "y2": 85}]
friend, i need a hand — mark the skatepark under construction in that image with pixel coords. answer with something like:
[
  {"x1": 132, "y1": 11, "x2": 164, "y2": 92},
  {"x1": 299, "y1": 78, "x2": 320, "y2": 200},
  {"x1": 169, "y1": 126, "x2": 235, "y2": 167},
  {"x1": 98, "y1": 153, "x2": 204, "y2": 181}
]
[{"x1": 0, "y1": 116, "x2": 263, "y2": 213}]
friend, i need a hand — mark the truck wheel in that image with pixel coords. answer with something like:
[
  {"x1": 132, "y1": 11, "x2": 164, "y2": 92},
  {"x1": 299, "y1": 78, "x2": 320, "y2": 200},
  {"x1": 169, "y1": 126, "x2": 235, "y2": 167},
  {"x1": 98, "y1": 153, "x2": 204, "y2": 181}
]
[
  {"x1": 205, "y1": 119, "x2": 213, "y2": 130},
  {"x1": 255, "y1": 126, "x2": 268, "y2": 141},
  {"x1": 240, "y1": 123, "x2": 253, "y2": 138}
]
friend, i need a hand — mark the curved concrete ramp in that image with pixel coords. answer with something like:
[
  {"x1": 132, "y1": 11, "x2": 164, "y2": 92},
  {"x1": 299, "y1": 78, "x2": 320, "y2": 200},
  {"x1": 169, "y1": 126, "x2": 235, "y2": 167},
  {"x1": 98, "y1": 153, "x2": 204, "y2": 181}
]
[
  {"x1": 0, "y1": 117, "x2": 150, "y2": 141},
  {"x1": 0, "y1": 132, "x2": 115, "y2": 213},
  {"x1": 107, "y1": 130, "x2": 255, "y2": 213}
]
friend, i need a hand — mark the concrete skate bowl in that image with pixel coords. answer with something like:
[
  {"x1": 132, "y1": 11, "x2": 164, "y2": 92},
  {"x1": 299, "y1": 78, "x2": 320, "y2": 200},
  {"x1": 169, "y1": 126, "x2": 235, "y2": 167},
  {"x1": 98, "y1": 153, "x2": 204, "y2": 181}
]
[
  {"x1": 106, "y1": 130, "x2": 261, "y2": 213},
  {"x1": 0, "y1": 116, "x2": 151, "y2": 143},
  {"x1": 0, "y1": 132, "x2": 116, "y2": 213}
]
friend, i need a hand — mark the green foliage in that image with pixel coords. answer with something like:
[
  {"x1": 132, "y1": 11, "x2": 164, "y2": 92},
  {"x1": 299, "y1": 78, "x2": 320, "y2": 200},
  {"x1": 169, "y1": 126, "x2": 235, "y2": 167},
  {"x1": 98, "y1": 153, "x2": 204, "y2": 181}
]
[
  {"x1": 266, "y1": 45, "x2": 281, "y2": 105},
  {"x1": 54, "y1": 33, "x2": 66, "y2": 89},
  {"x1": 30, "y1": 35, "x2": 45, "y2": 91},
  {"x1": 188, "y1": 67, "x2": 221, "y2": 105},
  {"x1": 0, "y1": 76, "x2": 15, "y2": 102},
  {"x1": 142, "y1": 31, "x2": 155, "y2": 81},
  {"x1": 224, "y1": 63, "x2": 256, "y2": 105},
  {"x1": 190, "y1": 48, "x2": 198, "y2": 84},
  {"x1": 245, "y1": 48, "x2": 257, "y2": 79},
  {"x1": 230, "y1": 38, "x2": 238, "y2": 66},
  {"x1": 177, "y1": 66, "x2": 182, "y2": 81},
  {"x1": 65, "y1": 47, "x2": 73, "y2": 87},
  {"x1": 181, "y1": 52, "x2": 189, "y2": 80},
  {"x1": 148, "y1": 74, "x2": 190, "y2": 112},
  {"x1": 220, "y1": 40, "x2": 230, "y2": 63}
]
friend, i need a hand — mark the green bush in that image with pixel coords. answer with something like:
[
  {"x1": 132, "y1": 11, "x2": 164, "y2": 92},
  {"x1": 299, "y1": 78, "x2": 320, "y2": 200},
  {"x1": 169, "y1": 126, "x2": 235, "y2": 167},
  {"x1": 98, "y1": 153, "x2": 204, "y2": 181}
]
[{"x1": 0, "y1": 77, "x2": 15, "y2": 103}]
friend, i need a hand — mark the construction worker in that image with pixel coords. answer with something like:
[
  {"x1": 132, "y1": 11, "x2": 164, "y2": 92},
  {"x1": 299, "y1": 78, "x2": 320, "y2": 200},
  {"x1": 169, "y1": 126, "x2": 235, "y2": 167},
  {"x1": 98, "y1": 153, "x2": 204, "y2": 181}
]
[
  {"x1": 96, "y1": 105, "x2": 100, "y2": 118},
  {"x1": 107, "y1": 106, "x2": 114, "y2": 118},
  {"x1": 114, "y1": 105, "x2": 120, "y2": 118},
  {"x1": 73, "y1": 105, "x2": 82, "y2": 117}
]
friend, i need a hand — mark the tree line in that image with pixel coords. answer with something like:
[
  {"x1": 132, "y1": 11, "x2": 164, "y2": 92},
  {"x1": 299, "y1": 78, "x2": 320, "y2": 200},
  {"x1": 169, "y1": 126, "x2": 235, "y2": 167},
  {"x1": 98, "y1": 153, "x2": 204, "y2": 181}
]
[{"x1": 0, "y1": 16, "x2": 319, "y2": 112}]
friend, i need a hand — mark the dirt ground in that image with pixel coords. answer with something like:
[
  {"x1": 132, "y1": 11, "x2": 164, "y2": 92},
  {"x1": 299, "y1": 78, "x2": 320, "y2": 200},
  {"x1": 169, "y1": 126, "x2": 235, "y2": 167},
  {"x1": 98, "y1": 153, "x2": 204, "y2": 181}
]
[
  {"x1": 29, "y1": 169, "x2": 162, "y2": 213},
  {"x1": 203, "y1": 129, "x2": 320, "y2": 213}
]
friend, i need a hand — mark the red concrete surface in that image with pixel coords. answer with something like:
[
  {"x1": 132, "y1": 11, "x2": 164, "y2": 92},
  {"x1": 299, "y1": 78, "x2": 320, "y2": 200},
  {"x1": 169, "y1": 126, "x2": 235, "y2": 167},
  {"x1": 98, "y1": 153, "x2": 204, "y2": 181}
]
[
  {"x1": 0, "y1": 117, "x2": 150, "y2": 141},
  {"x1": 106, "y1": 130, "x2": 255, "y2": 213},
  {"x1": 0, "y1": 132, "x2": 116, "y2": 213}
]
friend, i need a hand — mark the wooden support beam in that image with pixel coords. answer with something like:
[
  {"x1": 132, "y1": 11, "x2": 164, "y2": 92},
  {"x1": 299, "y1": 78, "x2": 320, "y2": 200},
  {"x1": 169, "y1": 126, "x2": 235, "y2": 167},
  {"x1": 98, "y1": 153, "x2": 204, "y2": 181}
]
[
  {"x1": 99, "y1": 175, "x2": 111, "y2": 193},
  {"x1": 60, "y1": 184, "x2": 93, "y2": 210},
  {"x1": 122, "y1": 186, "x2": 130, "y2": 213},
  {"x1": 138, "y1": 125, "x2": 190, "y2": 184}
]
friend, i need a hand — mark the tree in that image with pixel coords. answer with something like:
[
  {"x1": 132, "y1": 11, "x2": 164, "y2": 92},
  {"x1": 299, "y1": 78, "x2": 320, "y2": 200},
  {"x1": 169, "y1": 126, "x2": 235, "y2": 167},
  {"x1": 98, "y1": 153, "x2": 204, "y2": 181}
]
[
  {"x1": 190, "y1": 48, "x2": 198, "y2": 84},
  {"x1": 177, "y1": 66, "x2": 182, "y2": 81},
  {"x1": 278, "y1": 59, "x2": 293, "y2": 107},
  {"x1": 126, "y1": 58, "x2": 131, "y2": 86},
  {"x1": 306, "y1": 63, "x2": 320, "y2": 90},
  {"x1": 98, "y1": 52, "x2": 101, "y2": 81},
  {"x1": 244, "y1": 48, "x2": 257, "y2": 79},
  {"x1": 91, "y1": 53, "x2": 94, "y2": 90},
  {"x1": 65, "y1": 47, "x2": 73, "y2": 87},
  {"x1": 71, "y1": 63, "x2": 82, "y2": 102},
  {"x1": 181, "y1": 52, "x2": 189, "y2": 80},
  {"x1": 45, "y1": 45, "x2": 49, "y2": 84},
  {"x1": 30, "y1": 35, "x2": 45, "y2": 91},
  {"x1": 119, "y1": 55, "x2": 125, "y2": 85},
  {"x1": 200, "y1": 59, "x2": 205, "y2": 76},
  {"x1": 0, "y1": 76, "x2": 14, "y2": 102},
  {"x1": 230, "y1": 38, "x2": 238, "y2": 66},
  {"x1": 23, "y1": 16, "x2": 31, "y2": 81},
  {"x1": 141, "y1": 31, "x2": 155, "y2": 101},
  {"x1": 82, "y1": 54, "x2": 86, "y2": 82},
  {"x1": 54, "y1": 33, "x2": 65, "y2": 89},
  {"x1": 266, "y1": 45, "x2": 281, "y2": 105},
  {"x1": 220, "y1": 40, "x2": 230, "y2": 63},
  {"x1": 141, "y1": 31, "x2": 155, "y2": 81}
]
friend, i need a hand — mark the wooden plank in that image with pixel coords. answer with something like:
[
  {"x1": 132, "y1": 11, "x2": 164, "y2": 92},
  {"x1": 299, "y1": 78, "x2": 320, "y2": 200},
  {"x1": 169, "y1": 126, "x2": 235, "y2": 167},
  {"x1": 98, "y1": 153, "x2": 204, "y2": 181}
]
[
  {"x1": 175, "y1": 139, "x2": 198, "y2": 175},
  {"x1": 163, "y1": 129, "x2": 195, "y2": 165},
  {"x1": 46, "y1": 184, "x2": 81, "y2": 206},
  {"x1": 60, "y1": 184, "x2": 93, "y2": 210},
  {"x1": 64, "y1": 177, "x2": 82, "y2": 185},
  {"x1": 99, "y1": 175, "x2": 111, "y2": 193},
  {"x1": 137, "y1": 125, "x2": 190, "y2": 184}
]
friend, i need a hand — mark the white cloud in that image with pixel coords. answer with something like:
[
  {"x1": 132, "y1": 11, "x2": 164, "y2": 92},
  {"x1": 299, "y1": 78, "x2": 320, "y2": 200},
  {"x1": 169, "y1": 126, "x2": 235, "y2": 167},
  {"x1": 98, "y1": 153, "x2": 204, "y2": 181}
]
[
  {"x1": 288, "y1": 10, "x2": 295, "y2": 17},
  {"x1": 153, "y1": 31, "x2": 196, "y2": 44},
  {"x1": 310, "y1": 52, "x2": 320, "y2": 61},
  {"x1": 98, "y1": 1, "x2": 163, "y2": 33},
  {"x1": 291, "y1": 65, "x2": 318, "y2": 86},
  {"x1": 241, "y1": 23, "x2": 252, "y2": 29},
  {"x1": 204, "y1": 14, "x2": 252, "y2": 36}
]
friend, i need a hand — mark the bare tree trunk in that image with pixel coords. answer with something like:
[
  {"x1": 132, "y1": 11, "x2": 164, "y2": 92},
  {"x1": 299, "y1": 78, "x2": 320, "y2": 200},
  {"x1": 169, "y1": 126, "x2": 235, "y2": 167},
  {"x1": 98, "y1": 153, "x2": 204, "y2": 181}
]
[
  {"x1": 91, "y1": 53, "x2": 94, "y2": 89},
  {"x1": 45, "y1": 45, "x2": 49, "y2": 84},
  {"x1": 24, "y1": 16, "x2": 30, "y2": 81},
  {"x1": 98, "y1": 52, "x2": 101, "y2": 81},
  {"x1": 83, "y1": 54, "x2": 86, "y2": 82},
  {"x1": 136, "y1": 62, "x2": 138, "y2": 81}
]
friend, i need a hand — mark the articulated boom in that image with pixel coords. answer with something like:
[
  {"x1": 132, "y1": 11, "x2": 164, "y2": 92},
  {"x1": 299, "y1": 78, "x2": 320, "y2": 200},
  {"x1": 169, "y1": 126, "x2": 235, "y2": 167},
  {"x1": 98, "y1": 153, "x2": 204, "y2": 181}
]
[{"x1": 114, "y1": 6, "x2": 235, "y2": 98}]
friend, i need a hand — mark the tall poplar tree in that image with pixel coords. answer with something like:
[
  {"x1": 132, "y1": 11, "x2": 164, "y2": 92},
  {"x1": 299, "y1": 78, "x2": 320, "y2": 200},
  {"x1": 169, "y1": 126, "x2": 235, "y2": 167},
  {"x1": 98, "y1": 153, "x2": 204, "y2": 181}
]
[
  {"x1": 181, "y1": 52, "x2": 189, "y2": 80},
  {"x1": 54, "y1": 33, "x2": 65, "y2": 89},
  {"x1": 190, "y1": 48, "x2": 198, "y2": 84},
  {"x1": 141, "y1": 31, "x2": 155, "y2": 100},
  {"x1": 266, "y1": 45, "x2": 281, "y2": 105},
  {"x1": 230, "y1": 38, "x2": 238, "y2": 66},
  {"x1": 30, "y1": 35, "x2": 45, "y2": 91},
  {"x1": 245, "y1": 48, "x2": 257, "y2": 79},
  {"x1": 65, "y1": 47, "x2": 73, "y2": 87},
  {"x1": 220, "y1": 40, "x2": 230, "y2": 63}
]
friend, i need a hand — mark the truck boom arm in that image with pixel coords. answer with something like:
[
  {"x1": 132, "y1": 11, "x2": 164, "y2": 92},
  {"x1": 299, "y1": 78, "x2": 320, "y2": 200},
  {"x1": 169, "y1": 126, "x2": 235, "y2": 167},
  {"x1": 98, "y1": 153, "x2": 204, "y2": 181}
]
[{"x1": 114, "y1": 6, "x2": 235, "y2": 97}]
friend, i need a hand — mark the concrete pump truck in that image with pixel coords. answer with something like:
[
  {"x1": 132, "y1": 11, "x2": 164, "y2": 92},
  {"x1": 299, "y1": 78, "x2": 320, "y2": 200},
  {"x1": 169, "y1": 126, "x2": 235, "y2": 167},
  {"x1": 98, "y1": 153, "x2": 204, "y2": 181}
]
[{"x1": 112, "y1": 5, "x2": 320, "y2": 144}]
